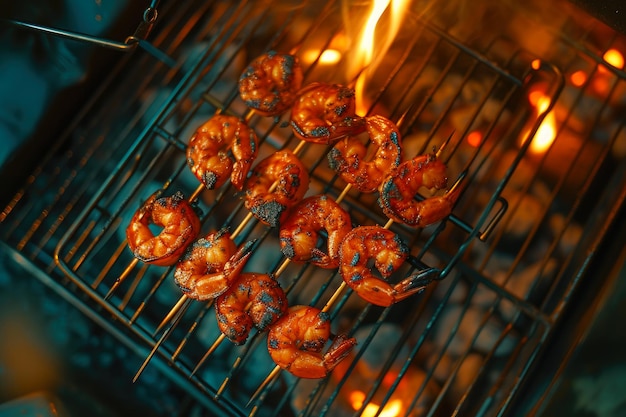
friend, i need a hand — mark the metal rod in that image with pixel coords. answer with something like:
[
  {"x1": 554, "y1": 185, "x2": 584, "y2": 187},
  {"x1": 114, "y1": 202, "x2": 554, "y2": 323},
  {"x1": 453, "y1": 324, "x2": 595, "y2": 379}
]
[{"x1": 0, "y1": 19, "x2": 138, "y2": 51}]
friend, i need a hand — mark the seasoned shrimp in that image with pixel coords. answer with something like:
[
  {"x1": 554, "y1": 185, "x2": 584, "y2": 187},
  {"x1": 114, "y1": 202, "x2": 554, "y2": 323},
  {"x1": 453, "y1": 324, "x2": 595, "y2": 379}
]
[
  {"x1": 126, "y1": 191, "x2": 201, "y2": 266},
  {"x1": 328, "y1": 115, "x2": 403, "y2": 192},
  {"x1": 339, "y1": 225, "x2": 436, "y2": 307},
  {"x1": 174, "y1": 228, "x2": 254, "y2": 300},
  {"x1": 279, "y1": 195, "x2": 352, "y2": 269},
  {"x1": 239, "y1": 51, "x2": 304, "y2": 117},
  {"x1": 186, "y1": 114, "x2": 259, "y2": 190},
  {"x1": 244, "y1": 149, "x2": 310, "y2": 227},
  {"x1": 215, "y1": 272, "x2": 288, "y2": 345},
  {"x1": 290, "y1": 82, "x2": 366, "y2": 144},
  {"x1": 378, "y1": 153, "x2": 461, "y2": 227},
  {"x1": 267, "y1": 305, "x2": 357, "y2": 379}
]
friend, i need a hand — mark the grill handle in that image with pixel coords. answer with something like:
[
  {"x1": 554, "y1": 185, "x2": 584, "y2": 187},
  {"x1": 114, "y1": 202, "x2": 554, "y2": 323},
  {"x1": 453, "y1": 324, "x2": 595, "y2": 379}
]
[{"x1": 0, "y1": 0, "x2": 164, "y2": 54}]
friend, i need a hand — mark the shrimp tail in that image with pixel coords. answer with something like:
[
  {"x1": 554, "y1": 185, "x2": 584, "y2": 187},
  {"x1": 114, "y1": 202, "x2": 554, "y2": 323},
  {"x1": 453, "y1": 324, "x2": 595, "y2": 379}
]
[
  {"x1": 324, "y1": 334, "x2": 357, "y2": 372},
  {"x1": 192, "y1": 239, "x2": 256, "y2": 299},
  {"x1": 332, "y1": 116, "x2": 367, "y2": 140},
  {"x1": 393, "y1": 267, "x2": 441, "y2": 302},
  {"x1": 225, "y1": 239, "x2": 256, "y2": 276}
]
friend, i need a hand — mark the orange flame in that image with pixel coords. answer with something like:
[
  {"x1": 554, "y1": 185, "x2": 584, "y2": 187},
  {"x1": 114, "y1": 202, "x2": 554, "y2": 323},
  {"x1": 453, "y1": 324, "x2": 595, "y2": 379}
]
[
  {"x1": 353, "y1": 0, "x2": 411, "y2": 115},
  {"x1": 525, "y1": 89, "x2": 557, "y2": 154},
  {"x1": 303, "y1": 33, "x2": 348, "y2": 66},
  {"x1": 349, "y1": 390, "x2": 404, "y2": 417}
]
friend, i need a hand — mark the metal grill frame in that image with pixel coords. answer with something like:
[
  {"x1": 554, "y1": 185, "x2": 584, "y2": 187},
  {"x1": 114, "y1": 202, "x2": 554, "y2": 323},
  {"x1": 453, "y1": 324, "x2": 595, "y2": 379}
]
[{"x1": 2, "y1": 0, "x2": 626, "y2": 416}]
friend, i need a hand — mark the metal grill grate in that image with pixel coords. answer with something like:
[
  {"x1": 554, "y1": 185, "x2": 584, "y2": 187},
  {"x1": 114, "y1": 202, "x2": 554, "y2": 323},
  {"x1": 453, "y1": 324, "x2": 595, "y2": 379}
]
[{"x1": 2, "y1": 0, "x2": 625, "y2": 416}]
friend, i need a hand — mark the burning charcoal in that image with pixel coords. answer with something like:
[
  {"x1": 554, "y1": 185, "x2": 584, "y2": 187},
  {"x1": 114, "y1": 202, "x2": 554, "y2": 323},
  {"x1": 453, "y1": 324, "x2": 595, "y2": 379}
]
[
  {"x1": 473, "y1": 256, "x2": 557, "y2": 323},
  {"x1": 499, "y1": 190, "x2": 546, "y2": 243},
  {"x1": 434, "y1": 305, "x2": 517, "y2": 357},
  {"x1": 549, "y1": 213, "x2": 583, "y2": 256},
  {"x1": 421, "y1": 343, "x2": 454, "y2": 383},
  {"x1": 432, "y1": 272, "x2": 469, "y2": 305},
  {"x1": 335, "y1": 324, "x2": 438, "y2": 417},
  {"x1": 491, "y1": 150, "x2": 537, "y2": 191},
  {"x1": 451, "y1": 352, "x2": 486, "y2": 400},
  {"x1": 611, "y1": 125, "x2": 626, "y2": 159},
  {"x1": 499, "y1": 258, "x2": 558, "y2": 322},
  {"x1": 354, "y1": 324, "x2": 409, "y2": 377}
]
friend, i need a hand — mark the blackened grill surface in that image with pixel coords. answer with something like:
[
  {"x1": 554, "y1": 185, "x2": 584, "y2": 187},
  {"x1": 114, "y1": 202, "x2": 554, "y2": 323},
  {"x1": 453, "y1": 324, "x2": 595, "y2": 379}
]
[{"x1": 1, "y1": 0, "x2": 625, "y2": 416}]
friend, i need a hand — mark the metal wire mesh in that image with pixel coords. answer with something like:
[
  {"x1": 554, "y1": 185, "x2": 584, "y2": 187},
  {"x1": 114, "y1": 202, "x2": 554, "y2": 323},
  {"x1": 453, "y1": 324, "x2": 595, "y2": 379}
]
[{"x1": 1, "y1": 0, "x2": 625, "y2": 416}]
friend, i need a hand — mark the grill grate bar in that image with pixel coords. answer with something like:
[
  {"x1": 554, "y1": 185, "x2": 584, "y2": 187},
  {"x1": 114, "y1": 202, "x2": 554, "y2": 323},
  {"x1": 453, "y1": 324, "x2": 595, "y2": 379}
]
[{"x1": 56, "y1": 3, "x2": 553, "y2": 413}]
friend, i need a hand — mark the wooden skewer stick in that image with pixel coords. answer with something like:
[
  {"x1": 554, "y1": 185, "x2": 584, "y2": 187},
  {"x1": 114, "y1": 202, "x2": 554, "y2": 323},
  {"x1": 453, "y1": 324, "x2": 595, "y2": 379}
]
[
  {"x1": 133, "y1": 295, "x2": 191, "y2": 382},
  {"x1": 104, "y1": 258, "x2": 139, "y2": 300},
  {"x1": 154, "y1": 293, "x2": 189, "y2": 335},
  {"x1": 246, "y1": 364, "x2": 282, "y2": 408},
  {"x1": 192, "y1": 257, "x2": 292, "y2": 377},
  {"x1": 190, "y1": 333, "x2": 227, "y2": 377},
  {"x1": 188, "y1": 182, "x2": 206, "y2": 203}
]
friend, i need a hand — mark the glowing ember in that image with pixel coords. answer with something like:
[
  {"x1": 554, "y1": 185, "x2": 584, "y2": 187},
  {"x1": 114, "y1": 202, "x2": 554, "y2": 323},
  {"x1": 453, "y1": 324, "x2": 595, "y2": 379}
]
[
  {"x1": 466, "y1": 130, "x2": 483, "y2": 147},
  {"x1": 570, "y1": 70, "x2": 587, "y2": 87},
  {"x1": 531, "y1": 58, "x2": 542, "y2": 70},
  {"x1": 349, "y1": 390, "x2": 367, "y2": 409},
  {"x1": 592, "y1": 48, "x2": 625, "y2": 94},
  {"x1": 603, "y1": 48, "x2": 625, "y2": 69},
  {"x1": 349, "y1": 390, "x2": 404, "y2": 417}
]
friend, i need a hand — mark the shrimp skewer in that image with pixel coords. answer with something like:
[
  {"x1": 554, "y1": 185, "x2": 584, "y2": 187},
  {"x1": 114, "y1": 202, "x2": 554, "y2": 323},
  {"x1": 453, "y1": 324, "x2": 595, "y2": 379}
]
[
  {"x1": 378, "y1": 152, "x2": 461, "y2": 227},
  {"x1": 239, "y1": 51, "x2": 304, "y2": 117},
  {"x1": 279, "y1": 194, "x2": 353, "y2": 269},
  {"x1": 215, "y1": 272, "x2": 288, "y2": 345},
  {"x1": 126, "y1": 190, "x2": 201, "y2": 267},
  {"x1": 290, "y1": 82, "x2": 366, "y2": 144},
  {"x1": 244, "y1": 149, "x2": 310, "y2": 227},
  {"x1": 174, "y1": 228, "x2": 255, "y2": 300},
  {"x1": 328, "y1": 114, "x2": 403, "y2": 193},
  {"x1": 266, "y1": 305, "x2": 356, "y2": 379},
  {"x1": 187, "y1": 114, "x2": 259, "y2": 191},
  {"x1": 339, "y1": 225, "x2": 439, "y2": 307}
]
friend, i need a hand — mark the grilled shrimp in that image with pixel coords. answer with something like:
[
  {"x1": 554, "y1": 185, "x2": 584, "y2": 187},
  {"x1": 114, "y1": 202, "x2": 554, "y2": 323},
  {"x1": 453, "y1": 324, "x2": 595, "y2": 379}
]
[
  {"x1": 279, "y1": 195, "x2": 352, "y2": 269},
  {"x1": 328, "y1": 115, "x2": 403, "y2": 193},
  {"x1": 267, "y1": 305, "x2": 357, "y2": 379},
  {"x1": 378, "y1": 153, "x2": 461, "y2": 227},
  {"x1": 339, "y1": 225, "x2": 434, "y2": 307},
  {"x1": 174, "y1": 228, "x2": 254, "y2": 300},
  {"x1": 126, "y1": 191, "x2": 201, "y2": 266},
  {"x1": 186, "y1": 114, "x2": 259, "y2": 190},
  {"x1": 244, "y1": 149, "x2": 310, "y2": 227},
  {"x1": 290, "y1": 82, "x2": 366, "y2": 144},
  {"x1": 239, "y1": 51, "x2": 304, "y2": 117},
  {"x1": 215, "y1": 272, "x2": 288, "y2": 345}
]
